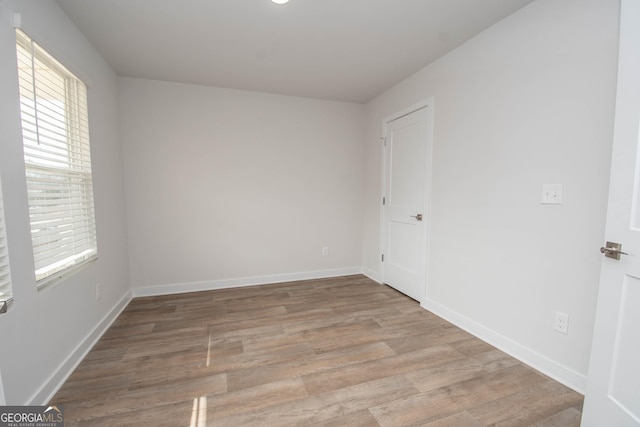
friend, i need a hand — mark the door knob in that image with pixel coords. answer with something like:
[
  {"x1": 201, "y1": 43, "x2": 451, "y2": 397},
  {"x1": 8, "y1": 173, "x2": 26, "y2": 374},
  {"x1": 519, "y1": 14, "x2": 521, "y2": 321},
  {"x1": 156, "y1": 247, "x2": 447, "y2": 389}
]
[
  {"x1": 410, "y1": 214, "x2": 423, "y2": 221},
  {"x1": 600, "y1": 242, "x2": 628, "y2": 260}
]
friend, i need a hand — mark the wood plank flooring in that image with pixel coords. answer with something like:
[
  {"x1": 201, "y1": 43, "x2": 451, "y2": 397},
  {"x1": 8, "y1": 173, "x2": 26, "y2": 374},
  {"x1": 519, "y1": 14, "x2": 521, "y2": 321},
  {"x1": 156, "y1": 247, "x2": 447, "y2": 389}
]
[{"x1": 51, "y1": 275, "x2": 583, "y2": 426}]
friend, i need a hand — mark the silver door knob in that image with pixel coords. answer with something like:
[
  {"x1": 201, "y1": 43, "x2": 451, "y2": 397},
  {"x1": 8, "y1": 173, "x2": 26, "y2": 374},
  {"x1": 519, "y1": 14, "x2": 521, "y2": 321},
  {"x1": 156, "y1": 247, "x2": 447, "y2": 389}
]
[
  {"x1": 410, "y1": 214, "x2": 423, "y2": 221},
  {"x1": 600, "y1": 242, "x2": 628, "y2": 260}
]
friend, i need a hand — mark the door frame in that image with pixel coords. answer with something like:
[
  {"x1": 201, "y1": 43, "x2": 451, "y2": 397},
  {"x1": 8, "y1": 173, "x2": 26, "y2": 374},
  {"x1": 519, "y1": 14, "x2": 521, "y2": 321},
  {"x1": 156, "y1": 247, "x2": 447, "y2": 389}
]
[{"x1": 379, "y1": 97, "x2": 434, "y2": 303}]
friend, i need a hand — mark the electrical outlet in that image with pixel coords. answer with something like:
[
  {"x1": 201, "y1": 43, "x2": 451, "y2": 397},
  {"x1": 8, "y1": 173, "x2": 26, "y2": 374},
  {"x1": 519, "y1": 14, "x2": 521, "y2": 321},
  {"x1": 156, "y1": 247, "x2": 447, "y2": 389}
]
[
  {"x1": 554, "y1": 311, "x2": 569, "y2": 334},
  {"x1": 96, "y1": 283, "x2": 102, "y2": 301},
  {"x1": 322, "y1": 247, "x2": 329, "y2": 257},
  {"x1": 541, "y1": 184, "x2": 563, "y2": 204}
]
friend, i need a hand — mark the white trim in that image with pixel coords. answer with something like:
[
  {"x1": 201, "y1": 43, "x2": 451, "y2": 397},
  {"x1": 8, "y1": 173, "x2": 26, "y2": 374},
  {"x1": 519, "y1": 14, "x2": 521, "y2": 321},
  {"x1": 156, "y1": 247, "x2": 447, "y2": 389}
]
[
  {"x1": 421, "y1": 298, "x2": 587, "y2": 394},
  {"x1": 28, "y1": 290, "x2": 132, "y2": 405},
  {"x1": 13, "y1": 15, "x2": 93, "y2": 88},
  {"x1": 382, "y1": 98, "x2": 435, "y2": 125},
  {"x1": 20, "y1": 268, "x2": 587, "y2": 405},
  {"x1": 132, "y1": 267, "x2": 363, "y2": 298},
  {"x1": 362, "y1": 266, "x2": 382, "y2": 284}
]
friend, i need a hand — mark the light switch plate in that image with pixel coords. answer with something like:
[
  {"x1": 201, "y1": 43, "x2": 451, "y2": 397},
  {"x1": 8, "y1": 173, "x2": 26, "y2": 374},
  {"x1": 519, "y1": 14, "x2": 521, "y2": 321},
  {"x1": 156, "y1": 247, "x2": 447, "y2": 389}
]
[{"x1": 541, "y1": 184, "x2": 563, "y2": 204}]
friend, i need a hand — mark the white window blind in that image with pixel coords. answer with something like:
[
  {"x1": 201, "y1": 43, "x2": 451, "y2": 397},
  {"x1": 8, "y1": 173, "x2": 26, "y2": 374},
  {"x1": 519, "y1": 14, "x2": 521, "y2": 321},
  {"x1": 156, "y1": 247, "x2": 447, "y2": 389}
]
[
  {"x1": 0, "y1": 176, "x2": 13, "y2": 313},
  {"x1": 15, "y1": 29, "x2": 97, "y2": 284}
]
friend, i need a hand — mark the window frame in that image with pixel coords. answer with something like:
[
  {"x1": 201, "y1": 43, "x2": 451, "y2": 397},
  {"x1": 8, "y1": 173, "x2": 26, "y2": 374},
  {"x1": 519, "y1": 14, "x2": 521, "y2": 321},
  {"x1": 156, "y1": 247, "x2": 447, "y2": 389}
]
[
  {"x1": 0, "y1": 176, "x2": 13, "y2": 313},
  {"x1": 15, "y1": 29, "x2": 98, "y2": 288}
]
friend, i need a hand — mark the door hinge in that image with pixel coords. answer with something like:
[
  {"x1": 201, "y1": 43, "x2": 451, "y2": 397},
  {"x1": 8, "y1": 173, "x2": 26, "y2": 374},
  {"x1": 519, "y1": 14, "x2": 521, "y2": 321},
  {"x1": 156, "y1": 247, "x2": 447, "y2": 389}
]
[
  {"x1": 381, "y1": 137, "x2": 387, "y2": 147},
  {"x1": 382, "y1": 197, "x2": 386, "y2": 206},
  {"x1": 381, "y1": 254, "x2": 385, "y2": 262}
]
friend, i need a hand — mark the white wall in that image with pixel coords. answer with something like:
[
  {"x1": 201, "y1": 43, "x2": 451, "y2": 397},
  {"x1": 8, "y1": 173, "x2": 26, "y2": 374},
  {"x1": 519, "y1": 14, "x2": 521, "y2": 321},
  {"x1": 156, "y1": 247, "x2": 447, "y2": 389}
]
[
  {"x1": 119, "y1": 78, "x2": 365, "y2": 294},
  {"x1": 0, "y1": 0, "x2": 130, "y2": 404},
  {"x1": 363, "y1": 0, "x2": 619, "y2": 391}
]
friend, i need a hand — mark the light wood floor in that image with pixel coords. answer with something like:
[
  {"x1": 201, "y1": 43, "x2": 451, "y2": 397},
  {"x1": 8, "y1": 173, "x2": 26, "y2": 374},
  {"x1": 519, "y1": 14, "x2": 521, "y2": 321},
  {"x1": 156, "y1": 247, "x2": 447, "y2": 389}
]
[{"x1": 52, "y1": 275, "x2": 583, "y2": 426}]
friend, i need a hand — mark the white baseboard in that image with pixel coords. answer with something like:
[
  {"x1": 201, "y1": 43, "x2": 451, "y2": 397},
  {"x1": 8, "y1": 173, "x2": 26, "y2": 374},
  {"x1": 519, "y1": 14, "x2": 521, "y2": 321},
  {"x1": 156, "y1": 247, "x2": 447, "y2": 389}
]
[
  {"x1": 362, "y1": 267, "x2": 382, "y2": 284},
  {"x1": 29, "y1": 290, "x2": 132, "y2": 405},
  {"x1": 25, "y1": 269, "x2": 586, "y2": 406},
  {"x1": 421, "y1": 298, "x2": 587, "y2": 394},
  {"x1": 132, "y1": 267, "x2": 363, "y2": 298}
]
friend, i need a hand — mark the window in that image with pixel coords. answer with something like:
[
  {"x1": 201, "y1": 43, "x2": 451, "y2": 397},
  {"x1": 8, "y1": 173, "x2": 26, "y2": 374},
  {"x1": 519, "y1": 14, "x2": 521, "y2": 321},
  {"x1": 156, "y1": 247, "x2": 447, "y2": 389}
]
[
  {"x1": 0, "y1": 177, "x2": 12, "y2": 313},
  {"x1": 15, "y1": 29, "x2": 97, "y2": 285}
]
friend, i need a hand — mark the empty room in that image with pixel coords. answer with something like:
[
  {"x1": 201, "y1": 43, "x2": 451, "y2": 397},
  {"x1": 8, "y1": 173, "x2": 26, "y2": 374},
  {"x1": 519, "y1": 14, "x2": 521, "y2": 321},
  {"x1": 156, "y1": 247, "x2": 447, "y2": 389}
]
[{"x1": 0, "y1": 0, "x2": 637, "y2": 425}]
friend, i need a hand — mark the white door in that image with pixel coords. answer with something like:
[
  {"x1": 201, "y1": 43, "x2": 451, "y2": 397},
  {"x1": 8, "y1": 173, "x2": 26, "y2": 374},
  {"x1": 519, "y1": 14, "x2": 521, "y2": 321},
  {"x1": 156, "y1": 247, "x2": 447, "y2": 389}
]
[
  {"x1": 581, "y1": 1, "x2": 640, "y2": 425},
  {"x1": 381, "y1": 104, "x2": 432, "y2": 302}
]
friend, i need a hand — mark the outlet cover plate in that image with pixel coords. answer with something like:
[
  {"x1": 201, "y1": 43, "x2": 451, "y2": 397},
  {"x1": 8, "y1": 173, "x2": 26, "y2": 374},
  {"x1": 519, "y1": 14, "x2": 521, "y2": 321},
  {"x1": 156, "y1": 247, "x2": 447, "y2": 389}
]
[
  {"x1": 554, "y1": 311, "x2": 569, "y2": 334},
  {"x1": 542, "y1": 184, "x2": 563, "y2": 204}
]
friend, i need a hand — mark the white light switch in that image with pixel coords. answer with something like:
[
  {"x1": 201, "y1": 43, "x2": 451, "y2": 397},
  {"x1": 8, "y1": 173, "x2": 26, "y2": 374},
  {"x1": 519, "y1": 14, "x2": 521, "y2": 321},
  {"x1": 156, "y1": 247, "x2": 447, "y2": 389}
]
[{"x1": 541, "y1": 184, "x2": 563, "y2": 204}]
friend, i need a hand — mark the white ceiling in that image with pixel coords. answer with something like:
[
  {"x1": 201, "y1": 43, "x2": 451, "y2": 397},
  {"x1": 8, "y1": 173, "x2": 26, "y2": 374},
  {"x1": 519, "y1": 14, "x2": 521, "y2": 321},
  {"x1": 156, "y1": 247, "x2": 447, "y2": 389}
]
[{"x1": 56, "y1": 0, "x2": 535, "y2": 103}]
